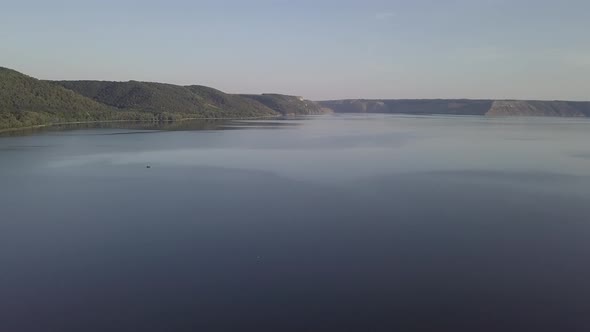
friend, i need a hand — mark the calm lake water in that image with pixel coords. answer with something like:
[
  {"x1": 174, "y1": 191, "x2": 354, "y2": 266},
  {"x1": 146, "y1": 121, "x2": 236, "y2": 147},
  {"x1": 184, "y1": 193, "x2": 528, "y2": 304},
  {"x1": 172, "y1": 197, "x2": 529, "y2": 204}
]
[{"x1": 2, "y1": 114, "x2": 590, "y2": 331}]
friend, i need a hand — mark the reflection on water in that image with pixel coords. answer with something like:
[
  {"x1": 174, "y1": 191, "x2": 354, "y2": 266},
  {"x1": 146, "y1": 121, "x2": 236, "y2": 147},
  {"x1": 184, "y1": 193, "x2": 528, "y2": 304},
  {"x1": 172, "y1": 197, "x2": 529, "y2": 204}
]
[
  {"x1": 0, "y1": 118, "x2": 301, "y2": 137},
  {"x1": 1, "y1": 114, "x2": 590, "y2": 331}
]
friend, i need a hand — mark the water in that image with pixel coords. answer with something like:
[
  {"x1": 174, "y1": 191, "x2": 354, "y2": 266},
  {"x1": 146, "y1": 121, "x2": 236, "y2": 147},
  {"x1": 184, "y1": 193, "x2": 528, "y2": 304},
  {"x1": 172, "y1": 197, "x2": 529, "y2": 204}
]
[{"x1": 1, "y1": 114, "x2": 590, "y2": 331}]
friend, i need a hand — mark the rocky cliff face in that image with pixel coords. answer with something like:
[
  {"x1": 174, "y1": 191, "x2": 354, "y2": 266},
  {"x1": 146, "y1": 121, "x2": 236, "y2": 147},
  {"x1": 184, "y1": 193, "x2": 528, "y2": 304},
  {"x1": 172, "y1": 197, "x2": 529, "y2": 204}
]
[
  {"x1": 486, "y1": 101, "x2": 588, "y2": 117},
  {"x1": 320, "y1": 100, "x2": 493, "y2": 115},
  {"x1": 319, "y1": 99, "x2": 590, "y2": 117}
]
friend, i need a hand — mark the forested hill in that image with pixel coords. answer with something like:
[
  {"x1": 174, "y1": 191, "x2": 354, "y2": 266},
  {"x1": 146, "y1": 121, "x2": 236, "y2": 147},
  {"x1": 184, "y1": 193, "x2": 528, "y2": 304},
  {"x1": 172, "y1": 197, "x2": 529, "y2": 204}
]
[
  {"x1": 54, "y1": 81, "x2": 277, "y2": 118},
  {"x1": 0, "y1": 67, "x2": 326, "y2": 130},
  {"x1": 240, "y1": 94, "x2": 325, "y2": 115},
  {"x1": 52, "y1": 81, "x2": 325, "y2": 117},
  {"x1": 319, "y1": 99, "x2": 590, "y2": 117},
  {"x1": 0, "y1": 67, "x2": 120, "y2": 130}
]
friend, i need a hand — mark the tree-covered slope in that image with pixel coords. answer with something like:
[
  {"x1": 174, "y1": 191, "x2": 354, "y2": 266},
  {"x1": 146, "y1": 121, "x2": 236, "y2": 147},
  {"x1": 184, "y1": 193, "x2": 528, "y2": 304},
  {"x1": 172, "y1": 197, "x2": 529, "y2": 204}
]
[
  {"x1": 0, "y1": 67, "x2": 280, "y2": 131},
  {"x1": 0, "y1": 67, "x2": 121, "y2": 129},
  {"x1": 55, "y1": 81, "x2": 277, "y2": 118},
  {"x1": 240, "y1": 94, "x2": 324, "y2": 115},
  {"x1": 185, "y1": 85, "x2": 277, "y2": 116}
]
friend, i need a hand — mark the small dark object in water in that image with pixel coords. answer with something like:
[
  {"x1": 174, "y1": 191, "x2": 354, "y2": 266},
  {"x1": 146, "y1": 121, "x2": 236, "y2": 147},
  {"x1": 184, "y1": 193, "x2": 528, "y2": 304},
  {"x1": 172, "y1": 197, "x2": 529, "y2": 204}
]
[{"x1": 146, "y1": 165, "x2": 151, "y2": 169}]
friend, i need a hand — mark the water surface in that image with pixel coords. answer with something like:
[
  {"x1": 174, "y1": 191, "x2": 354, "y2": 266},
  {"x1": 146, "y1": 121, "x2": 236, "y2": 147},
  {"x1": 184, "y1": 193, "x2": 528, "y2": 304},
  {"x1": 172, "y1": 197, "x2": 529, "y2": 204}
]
[{"x1": 2, "y1": 114, "x2": 590, "y2": 331}]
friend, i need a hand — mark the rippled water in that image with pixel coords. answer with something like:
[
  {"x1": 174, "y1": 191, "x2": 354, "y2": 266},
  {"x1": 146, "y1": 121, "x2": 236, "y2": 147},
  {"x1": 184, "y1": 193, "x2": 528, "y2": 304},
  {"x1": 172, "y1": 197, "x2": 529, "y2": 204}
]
[{"x1": 2, "y1": 114, "x2": 590, "y2": 331}]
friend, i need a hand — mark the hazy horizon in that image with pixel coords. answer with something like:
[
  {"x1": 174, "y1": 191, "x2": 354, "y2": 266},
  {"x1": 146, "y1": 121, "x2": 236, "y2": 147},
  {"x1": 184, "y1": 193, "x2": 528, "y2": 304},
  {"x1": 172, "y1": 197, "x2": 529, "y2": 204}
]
[{"x1": 2, "y1": 0, "x2": 589, "y2": 101}]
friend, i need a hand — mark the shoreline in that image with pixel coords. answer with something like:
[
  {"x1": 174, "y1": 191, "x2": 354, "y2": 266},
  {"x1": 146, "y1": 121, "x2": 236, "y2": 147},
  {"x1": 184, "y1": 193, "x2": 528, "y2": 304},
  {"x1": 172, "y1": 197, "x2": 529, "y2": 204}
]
[{"x1": 0, "y1": 115, "x2": 282, "y2": 134}]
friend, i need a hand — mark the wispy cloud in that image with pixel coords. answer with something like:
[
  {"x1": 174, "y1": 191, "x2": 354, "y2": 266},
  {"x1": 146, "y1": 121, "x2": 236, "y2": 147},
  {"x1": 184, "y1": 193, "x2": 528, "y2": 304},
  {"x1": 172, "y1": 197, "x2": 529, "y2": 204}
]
[{"x1": 375, "y1": 12, "x2": 395, "y2": 20}]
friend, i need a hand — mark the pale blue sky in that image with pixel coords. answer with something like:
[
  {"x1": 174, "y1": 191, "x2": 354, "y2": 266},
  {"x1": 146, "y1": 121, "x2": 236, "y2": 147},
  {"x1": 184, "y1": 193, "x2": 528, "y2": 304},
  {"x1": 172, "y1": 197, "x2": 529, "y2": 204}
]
[{"x1": 1, "y1": 0, "x2": 589, "y2": 100}]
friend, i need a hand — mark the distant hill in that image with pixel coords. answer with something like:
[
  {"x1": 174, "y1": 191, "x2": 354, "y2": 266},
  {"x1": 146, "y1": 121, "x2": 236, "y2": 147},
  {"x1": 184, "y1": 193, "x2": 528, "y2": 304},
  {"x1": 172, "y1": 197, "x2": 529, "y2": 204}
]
[
  {"x1": 319, "y1": 99, "x2": 590, "y2": 117},
  {"x1": 319, "y1": 99, "x2": 492, "y2": 115},
  {"x1": 240, "y1": 94, "x2": 324, "y2": 115},
  {"x1": 487, "y1": 100, "x2": 590, "y2": 117},
  {"x1": 3, "y1": 65, "x2": 590, "y2": 131}
]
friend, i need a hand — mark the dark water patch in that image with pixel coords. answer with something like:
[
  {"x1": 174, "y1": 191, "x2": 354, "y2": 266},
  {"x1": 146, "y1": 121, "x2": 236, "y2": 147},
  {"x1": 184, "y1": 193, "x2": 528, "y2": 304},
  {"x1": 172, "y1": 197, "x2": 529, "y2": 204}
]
[
  {"x1": 219, "y1": 120, "x2": 302, "y2": 130},
  {"x1": 66, "y1": 130, "x2": 165, "y2": 136},
  {"x1": 571, "y1": 152, "x2": 590, "y2": 160},
  {"x1": 419, "y1": 169, "x2": 583, "y2": 183},
  {"x1": 0, "y1": 144, "x2": 52, "y2": 151}
]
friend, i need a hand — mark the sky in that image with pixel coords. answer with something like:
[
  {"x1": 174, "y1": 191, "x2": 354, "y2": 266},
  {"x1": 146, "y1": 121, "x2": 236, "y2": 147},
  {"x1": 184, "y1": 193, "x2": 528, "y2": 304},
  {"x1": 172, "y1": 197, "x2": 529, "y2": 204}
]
[{"x1": 1, "y1": 0, "x2": 589, "y2": 100}]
